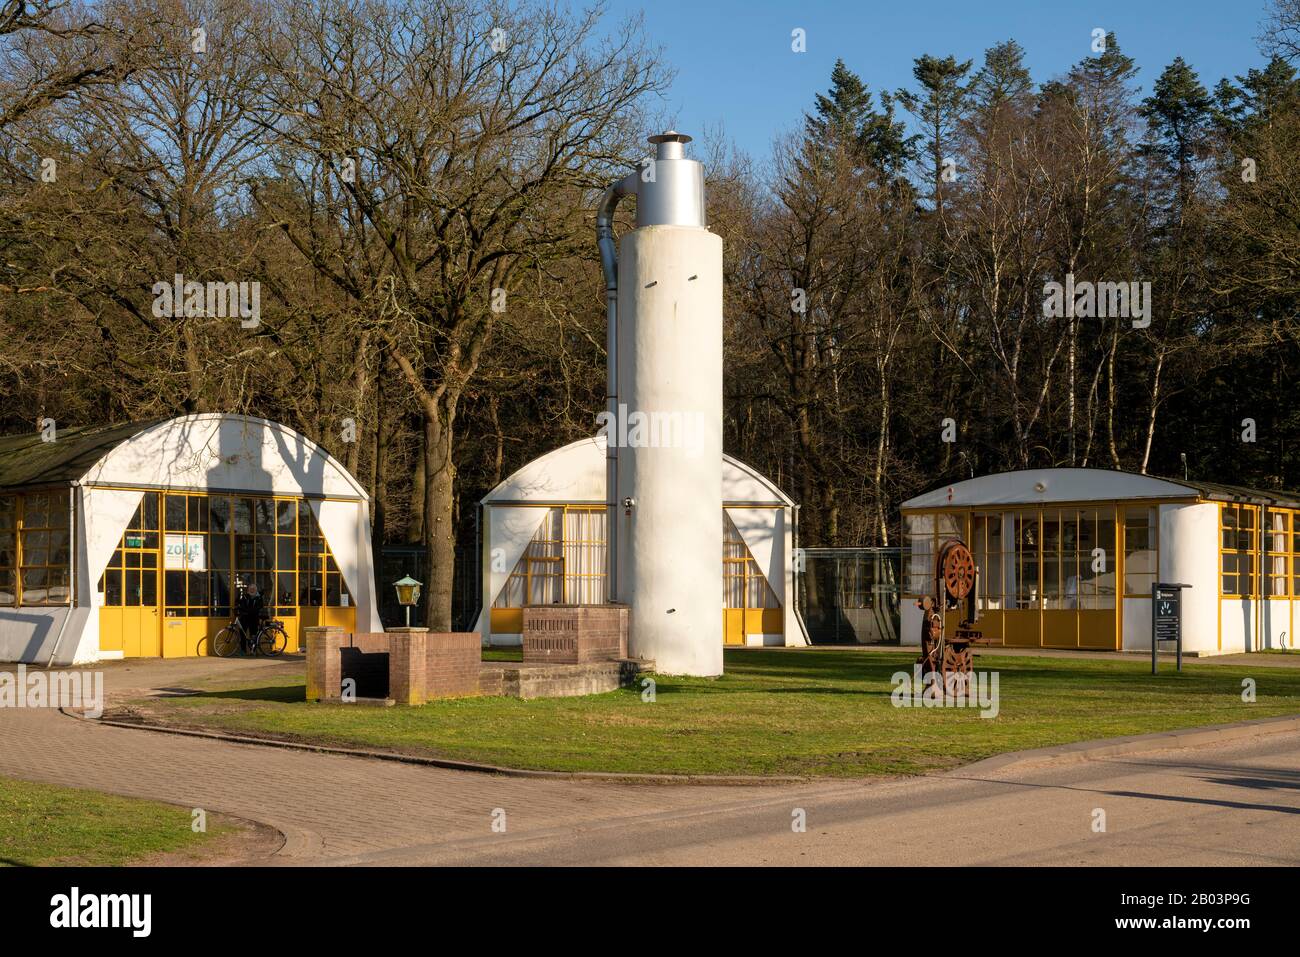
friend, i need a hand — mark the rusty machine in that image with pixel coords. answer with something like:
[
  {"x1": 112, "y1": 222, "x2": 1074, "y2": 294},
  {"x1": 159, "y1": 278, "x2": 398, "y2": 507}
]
[{"x1": 917, "y1": 539, "x2": 983, "y2": 695}]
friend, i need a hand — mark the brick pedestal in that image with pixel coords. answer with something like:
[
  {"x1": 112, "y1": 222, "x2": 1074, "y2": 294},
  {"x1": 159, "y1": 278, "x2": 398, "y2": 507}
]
[
  {"x1": 308, "y1": 627, "x2": 479, "y2": 704},
  {"x1": 305, "y1": 626, "x2": 345, "y2": 701},
  {"x1": 522, "y1": 605, "x2": 629, "y2": 664}
]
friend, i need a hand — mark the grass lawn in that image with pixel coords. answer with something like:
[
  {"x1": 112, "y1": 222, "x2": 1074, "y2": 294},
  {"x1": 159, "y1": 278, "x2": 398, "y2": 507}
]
[
  {"x1": 0, "y1": 777, "x2": 225, "y2": 866},
  {"x1": 125, "y1": 649, "x2": 1300, "y2": 778}
]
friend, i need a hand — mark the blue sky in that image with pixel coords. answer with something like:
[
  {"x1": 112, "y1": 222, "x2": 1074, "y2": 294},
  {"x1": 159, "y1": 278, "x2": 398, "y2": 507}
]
[{"x1": 596, "y1": 0, "x2": 1277, "y2": 160}]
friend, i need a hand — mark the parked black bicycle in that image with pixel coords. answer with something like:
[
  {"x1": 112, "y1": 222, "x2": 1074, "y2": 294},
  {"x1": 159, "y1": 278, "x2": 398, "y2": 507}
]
[{"x1": 212, "y1": 617, "x2": 287, "y2": 657}]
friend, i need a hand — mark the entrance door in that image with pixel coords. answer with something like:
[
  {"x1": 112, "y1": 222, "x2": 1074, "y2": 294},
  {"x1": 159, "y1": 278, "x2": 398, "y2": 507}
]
[
  {"x1": 99, "y1": 494, "x2": 163, "y2": 657},
  {"x1": 122, "y1": 562, "x2": 161, "y2": 656}
]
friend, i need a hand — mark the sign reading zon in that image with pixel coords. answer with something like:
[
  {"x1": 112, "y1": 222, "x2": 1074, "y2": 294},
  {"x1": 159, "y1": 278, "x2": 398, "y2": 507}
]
[{"x1": 164, "y1": 534, "x2": 206, "y2": 571}]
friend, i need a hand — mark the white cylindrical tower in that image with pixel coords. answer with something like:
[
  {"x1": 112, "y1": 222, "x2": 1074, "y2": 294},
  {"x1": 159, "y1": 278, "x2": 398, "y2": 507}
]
[{"x1": 613, "y1": 132, "x2": 723, "y2": 676}]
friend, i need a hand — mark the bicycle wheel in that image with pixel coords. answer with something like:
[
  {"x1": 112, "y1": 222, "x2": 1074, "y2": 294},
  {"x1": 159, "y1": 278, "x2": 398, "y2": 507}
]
[
  {"x1": 213, "y1": 626, "x2": 242, "y2": 658},
  {"x1": 257, "y1": 623, "x2": 287, "y2": 657}
]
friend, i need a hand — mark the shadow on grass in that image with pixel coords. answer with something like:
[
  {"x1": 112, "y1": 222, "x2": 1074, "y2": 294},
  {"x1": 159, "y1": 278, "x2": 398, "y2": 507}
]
[{"x1": 165, "y1": 684, "x2": 305, "y2": 704}]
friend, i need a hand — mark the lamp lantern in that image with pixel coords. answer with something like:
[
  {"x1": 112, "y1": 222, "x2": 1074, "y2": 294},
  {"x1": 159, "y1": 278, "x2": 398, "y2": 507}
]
[{"x1": 393, "y1": 575, "x2": 422, "y2": 627}]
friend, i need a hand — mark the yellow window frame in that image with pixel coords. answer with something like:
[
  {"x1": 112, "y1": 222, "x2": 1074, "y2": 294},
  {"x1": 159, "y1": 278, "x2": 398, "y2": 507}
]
[
  {"x1": 3, "y1": 489, "x2": 74, "y2": 607},
  {"x1": 1219, "y1": 503, "x2": 1260, "y2": 599}
]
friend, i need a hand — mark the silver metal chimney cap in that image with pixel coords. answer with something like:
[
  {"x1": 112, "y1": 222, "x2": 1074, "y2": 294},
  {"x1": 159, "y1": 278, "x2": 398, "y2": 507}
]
[{"x1": 637, "y1": 130, "x2": 705, "y2": 228}]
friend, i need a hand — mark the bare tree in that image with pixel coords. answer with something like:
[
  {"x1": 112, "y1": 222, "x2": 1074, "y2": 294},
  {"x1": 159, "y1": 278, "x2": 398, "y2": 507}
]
[{"x1": 255, "y1": 0, "x2": 665, "y2": 627}]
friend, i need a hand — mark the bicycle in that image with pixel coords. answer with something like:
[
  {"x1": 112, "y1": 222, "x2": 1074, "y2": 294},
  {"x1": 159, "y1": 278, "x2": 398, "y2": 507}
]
[{"x1": 213, "y1": 617, "x2": 288, "y2": 657}]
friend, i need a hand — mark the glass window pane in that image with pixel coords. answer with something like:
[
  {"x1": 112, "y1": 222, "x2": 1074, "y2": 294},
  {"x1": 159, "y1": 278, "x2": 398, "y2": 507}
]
[
  {"x1": 24, "y1": 496, "x2": 49, "y2": 527},
  {"x1": 234, "y1": 499, "x2": 253, "y2": 534},
  {"x1": 256, "y1": 536, "x2": 275, "y2": 569},
  {"x1": 254, "y1": 499, "x2": 275, "y2": 534},
  {"x1": 904, "y1": 513, "x2": 935, "y2": 595},
  {"x1": 165, "y1": 494, "x2": 186, "y2": 532},
  {"x1": 276, "y1": 571, "x2": 295, "y2": 609},
  {"x1": 165, "y1": 570, "x2": 186, "y2": 606},
  {"x1": 140, "y1": 570, "x2": 157, "y2": 606},
  {"x1": 1016, "y1": 511, "x2": 1039, "y2": 608},
  {"x1": 188, "y1": 571, "x2": 209, "y2": 609},
  {"x1": 209, "y1": 496, "x2": 229, "y2": 532},
  {"x1": 140, "y1": 494, "x2": 158, "y2": 530},
  {"x1": 235, "y1": 535, "x2": 256, "y2": 569},
  {"x1": 211, "y1": 567, "x2": 231, "y2": 612},
  {"x1": 104, "y1": 569, "x2": 122, "y2": 606},
  {"x1": 210, "y1": 535, "x2": 231, "y2": 572}
]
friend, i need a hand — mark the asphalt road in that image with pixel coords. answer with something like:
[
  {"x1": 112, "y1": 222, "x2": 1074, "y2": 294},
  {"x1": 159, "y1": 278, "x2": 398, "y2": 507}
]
[{"x1": 322, "y1": 733, "x2": 1300, "y2": 866}]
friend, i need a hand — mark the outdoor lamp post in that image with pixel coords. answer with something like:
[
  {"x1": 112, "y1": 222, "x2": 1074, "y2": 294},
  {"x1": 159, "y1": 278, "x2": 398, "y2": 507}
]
[{"x1": 394, "y1": 575, "x2": 422, "y2": 627}]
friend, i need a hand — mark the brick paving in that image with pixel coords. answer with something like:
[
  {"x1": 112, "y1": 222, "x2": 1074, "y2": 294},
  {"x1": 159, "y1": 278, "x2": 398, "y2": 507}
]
[{"x1": 0, "y1": 657, "x2": 845, "y2": 864}]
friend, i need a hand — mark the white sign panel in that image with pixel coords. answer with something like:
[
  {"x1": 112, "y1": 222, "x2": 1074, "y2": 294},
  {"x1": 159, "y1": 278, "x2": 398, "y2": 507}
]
[{"x1": 164, "y1": 534, "x2": 206, "y2": 571}]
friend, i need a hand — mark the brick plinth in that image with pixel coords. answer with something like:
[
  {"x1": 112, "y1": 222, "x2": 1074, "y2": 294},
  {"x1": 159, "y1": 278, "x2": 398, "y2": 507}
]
[
  {"x1": 522, "y1": 604, "x2": 629, "y2": 664},
  {"x1": 388, "y1": 628, "x2": 427, "y2": 705},
  {"x1": 305, "y1": 626, "x2": 345, "y2": 701},
  {"x1": 308, "y1": 627, "x2": 480, "y2": 704}
]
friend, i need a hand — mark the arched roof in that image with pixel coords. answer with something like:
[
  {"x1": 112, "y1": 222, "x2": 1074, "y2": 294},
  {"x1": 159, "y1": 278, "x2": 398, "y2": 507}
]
[
  {"x1": 0, "y1": 414, "x2": 367, "y2": 499},
  {"x1": 902, "y1": 468, "x2": 1199, "y2": 510},
  {"x1": 482, "y1": 435, "x2": 794, "y2": 506}
]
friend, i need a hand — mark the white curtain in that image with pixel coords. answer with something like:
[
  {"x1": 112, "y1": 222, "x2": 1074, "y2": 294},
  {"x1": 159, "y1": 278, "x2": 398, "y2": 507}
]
[{"x1": 494, "y1": 507, "x2": 606, "y2": 607}]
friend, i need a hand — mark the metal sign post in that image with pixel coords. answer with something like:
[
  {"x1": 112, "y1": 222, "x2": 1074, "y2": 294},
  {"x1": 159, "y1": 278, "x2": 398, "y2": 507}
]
[{"x1": 1151, "y1": 583, "x2": 1191, "y2": 674}]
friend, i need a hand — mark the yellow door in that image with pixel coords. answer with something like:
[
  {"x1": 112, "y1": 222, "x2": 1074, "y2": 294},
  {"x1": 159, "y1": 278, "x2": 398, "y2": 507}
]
[{"x1": 119, "y1": 605, "x2": 160, "y2": 657}]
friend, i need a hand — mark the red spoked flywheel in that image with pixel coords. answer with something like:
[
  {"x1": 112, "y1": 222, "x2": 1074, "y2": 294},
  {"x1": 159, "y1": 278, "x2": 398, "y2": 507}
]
[{"x1": 939, "y1": 540, "x2": 976, "y2": 601}]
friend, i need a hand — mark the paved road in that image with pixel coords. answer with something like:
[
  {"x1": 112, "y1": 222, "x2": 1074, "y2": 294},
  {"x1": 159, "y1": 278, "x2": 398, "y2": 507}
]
[{"x1": 0, "y1": 658, "x2": 1297, "y2": 866}]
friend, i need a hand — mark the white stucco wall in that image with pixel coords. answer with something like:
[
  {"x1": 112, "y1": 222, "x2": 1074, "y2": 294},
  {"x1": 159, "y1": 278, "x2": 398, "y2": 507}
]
[
  {"x1": 1158, "y1": 502, "x2": 1219, "y2": 654},
  {"x1": 1262, "y1": 599, "x2": 1294, "y2": 650},
  {"x1": 1219, "y1": 599, "x2": 1251, "y2": 653}
]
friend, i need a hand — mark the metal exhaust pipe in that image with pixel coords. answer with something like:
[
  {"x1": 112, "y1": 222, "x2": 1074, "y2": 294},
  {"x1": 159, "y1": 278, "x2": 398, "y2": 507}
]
[{"x1": 596, "y1": 172, "x2": 636, "y2": 602}]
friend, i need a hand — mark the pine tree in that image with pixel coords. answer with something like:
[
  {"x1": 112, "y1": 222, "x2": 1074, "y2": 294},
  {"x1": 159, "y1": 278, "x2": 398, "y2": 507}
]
[
  {"x1": 898, "y1": 53, "x2": 972, "y2": 216},
  {"x1": 1140, "y1": 58, "x2": 1213, "y2": 204},
  {"x1": 970, "y1": 39, "x2": 1032, "y2": 109},
  {"x1": 805, "y1": 58, "x2": 912, "y2": 177}
]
